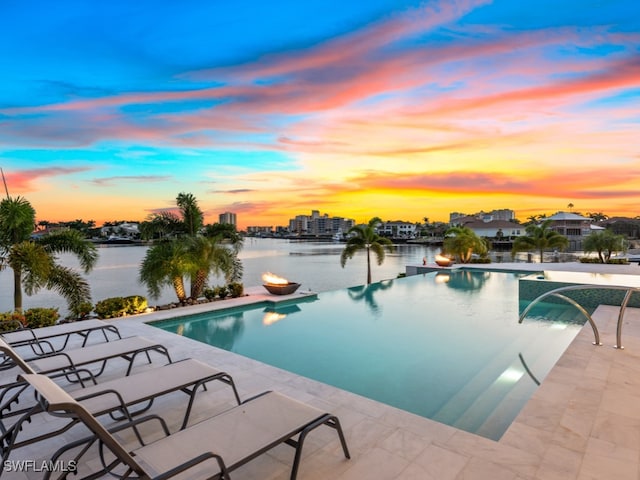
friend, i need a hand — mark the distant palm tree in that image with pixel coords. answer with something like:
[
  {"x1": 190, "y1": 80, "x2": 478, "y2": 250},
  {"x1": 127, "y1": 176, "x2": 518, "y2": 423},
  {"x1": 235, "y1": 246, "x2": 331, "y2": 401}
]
[
  {"x1": 587, "y1": 212, "x2": 609, "y2": 222},
  {"x1": 0, "y1": 196, "x2": 98, "y2": 312},
  {"x1": 512, "y1": 220, "x2": 569, "y2": 263},
  {"x1": 204, "y1": 222, "x2": 244, "y2": 252},
  {"x1": 340, "y1": 217, "x2": 393, "y2": 284},
  {"x1": 443, "y1": 226, "x2": 487, "y2": 263}
]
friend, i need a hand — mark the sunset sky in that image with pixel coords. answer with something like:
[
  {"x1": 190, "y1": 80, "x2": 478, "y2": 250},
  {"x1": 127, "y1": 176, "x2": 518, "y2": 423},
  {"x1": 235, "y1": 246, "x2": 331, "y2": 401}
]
[{"x1": 0, "y1": 0, "x2": 638, "y2": 229}]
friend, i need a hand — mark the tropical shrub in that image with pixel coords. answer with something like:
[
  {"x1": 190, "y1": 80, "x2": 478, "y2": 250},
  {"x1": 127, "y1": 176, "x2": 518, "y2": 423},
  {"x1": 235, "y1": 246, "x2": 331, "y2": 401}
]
[
  {"x1": 203, "y1": 287, "x2": 217, "y2": 300},
  {"x1": 94, "y1": 295, "x2": 148, "y2": 319},
  {"x1": 469, "y1": 257, "x2": 492, "y2": 264},
  {"x1": 69, "y1": 301, "x2": 94, "y2": 320},
  {"x1": 0, "y1": 312, "x2": 27, "y2": 332},
  {"x1": 24, "y1": 307, "x2": 59, "y2": 329},
  {"x1": 94, "y1": 297, "x2": 127, "y2": 319},
  {"x1": 124, "y1": 295, "x2": 148, "y2": 314},
  {"x1": 228, "y1": 282, "x2": 244, "y2": 298},
  {"x1": 214, "y1": 286, "x2": 228, "y2": 299},
  {"x1": 579, "y1": 257, "x2": 629, "y2": 265}
]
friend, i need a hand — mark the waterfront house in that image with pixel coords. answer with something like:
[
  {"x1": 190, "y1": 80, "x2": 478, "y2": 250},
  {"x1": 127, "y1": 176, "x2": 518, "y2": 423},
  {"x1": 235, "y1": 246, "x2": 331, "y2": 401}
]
[{"x1": 546, "y1": 212, "x2": 593, "y2": 250}]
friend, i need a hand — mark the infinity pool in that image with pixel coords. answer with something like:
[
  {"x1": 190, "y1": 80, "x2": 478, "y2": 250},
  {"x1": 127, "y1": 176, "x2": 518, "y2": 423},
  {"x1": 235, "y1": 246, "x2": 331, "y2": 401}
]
[{"x1": 152, "y1": 270, "x2": 583, "y2": 440}]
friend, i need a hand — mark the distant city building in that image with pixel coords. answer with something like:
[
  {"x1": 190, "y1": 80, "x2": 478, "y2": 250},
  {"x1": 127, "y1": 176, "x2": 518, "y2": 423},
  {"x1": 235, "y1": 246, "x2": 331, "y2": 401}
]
[
  {"x1": 449, "y1": 209, "x2": 515, "y2": 224},
  {"x1": 286, "y1": 210, "x2": 355, "y2": 236},
  {"x1": 247, "y1": 226, "x2": 273, "y2": 235},
  {"x1": 289, "y1": 215, "x2": 310, "y2": 234},
  {"x1": 219, "y1": 212, "x2": 237, "y2": 226},
  {"x1": 100, "y1": 222, "x2": 139, "y2": 238},
  {"x1": 377, "y1": 221, "x2": 417, "y2": 238}
]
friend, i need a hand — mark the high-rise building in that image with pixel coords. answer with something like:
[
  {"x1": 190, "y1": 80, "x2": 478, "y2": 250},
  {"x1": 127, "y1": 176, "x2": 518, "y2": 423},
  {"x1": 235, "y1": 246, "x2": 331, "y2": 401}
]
[
  {"x1": 286, "y1": 210, "x2": 355, "y2": 236},
  {"x1": 219, "y1": 212, "x2": 237, "y2": 226}
]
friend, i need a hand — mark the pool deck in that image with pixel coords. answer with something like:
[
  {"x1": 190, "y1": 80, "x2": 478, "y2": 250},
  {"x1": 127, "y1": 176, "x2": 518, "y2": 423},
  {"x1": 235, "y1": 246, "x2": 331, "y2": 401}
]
[{"x1": 5, "y1": 262, "x2": 640, "y2": 479}]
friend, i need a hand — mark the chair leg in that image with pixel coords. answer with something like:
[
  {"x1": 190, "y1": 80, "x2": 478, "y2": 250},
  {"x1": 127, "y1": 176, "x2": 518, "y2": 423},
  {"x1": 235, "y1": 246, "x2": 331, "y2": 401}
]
[{"x1": 289, "y1": 414, "x2": 350, "y2": 480}]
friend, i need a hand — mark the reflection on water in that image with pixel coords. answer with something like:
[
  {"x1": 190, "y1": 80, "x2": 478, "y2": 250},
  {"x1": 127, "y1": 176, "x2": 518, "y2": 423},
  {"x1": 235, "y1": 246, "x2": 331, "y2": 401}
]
[
  {"x1": 347, "y1": 279, "x2": 394, "y2": 315},
  {"x1": 153, "y1": 271, "x2": 583, "y2": 441},
  {"x1": 180, "y1": 313, "x2": 245, "y2": 351},
  {"x1": 262, "y1": 304, "x2": 302, "y2": 325},
  {"x1": 438, "y1": 270, "x2": 491, "y2": 292}
]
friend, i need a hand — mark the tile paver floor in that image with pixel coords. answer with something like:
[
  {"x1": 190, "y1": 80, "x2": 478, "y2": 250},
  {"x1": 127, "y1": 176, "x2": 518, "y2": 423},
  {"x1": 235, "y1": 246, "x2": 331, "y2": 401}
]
[{"x1": 3, "y1": 262, "x2": 640, "y2": 479}]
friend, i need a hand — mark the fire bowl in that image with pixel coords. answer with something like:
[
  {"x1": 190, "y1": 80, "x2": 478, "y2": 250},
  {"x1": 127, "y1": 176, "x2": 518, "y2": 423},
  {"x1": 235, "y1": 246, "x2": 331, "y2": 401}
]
[
  {"x1": 435, "y1": 255, "x2": 453, "y2": 267},
  {"x1": 263, "y1": 282, "x2": 301, "y2": 295}
]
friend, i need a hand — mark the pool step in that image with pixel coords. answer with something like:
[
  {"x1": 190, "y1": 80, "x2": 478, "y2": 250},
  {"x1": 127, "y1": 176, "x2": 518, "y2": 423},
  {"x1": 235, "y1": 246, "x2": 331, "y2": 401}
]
[
  {"x1": 430, "y1": 331, "x2": 538, "y2": 430},
  {"x1": 455, "y1": 330, "x2": 576, "y2": 439},
  {"x1": 431, "y1": 325, "x2": 574, "y2": 439}
]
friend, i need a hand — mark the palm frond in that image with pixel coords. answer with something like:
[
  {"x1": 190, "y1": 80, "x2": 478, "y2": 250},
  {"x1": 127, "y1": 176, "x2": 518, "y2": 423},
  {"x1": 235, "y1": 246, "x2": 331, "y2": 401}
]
[
  {"x1": 0, "y1": 196, "x2": 36, "y2": 247},
  {"x1": 46, "y1": 264, "x2": 92, "y2": 312},
  {"x1": 37, "y1": 230, "x2": 98, "y2": 272},
  {"x1": 369, "y1": 242, "x2": 387, "y2": 265}
]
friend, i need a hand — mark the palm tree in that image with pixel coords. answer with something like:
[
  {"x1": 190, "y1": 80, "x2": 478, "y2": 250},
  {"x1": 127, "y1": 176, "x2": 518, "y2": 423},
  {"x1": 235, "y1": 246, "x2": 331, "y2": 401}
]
[
  {"x1": 0, "y1": 196, "x2": 98, "y2": 312},
  {"x1": 583, "y1": 229, "x2": 627, "y2": 263},
  {"x1": 187, "y1": 235, "x2": 242, "y2": 299},
  {"x1": 139, "y1": 239, "x2": 192, "y2": 302},
  {"x1": 204, "y1": 222, "x2": 244, "y2": 253},
  {"x1": 138, "y1": 193, "x2": 243, "y2": 302},
  {"x1": 340, "y1": 217, "x2": 393, "y2": 285},
  {"x1": 512, "y1": 220, "x2": 569, "y2": 263},
  {"x1": 443, "y1": 226, "x2": 487, "y2": 263},
  {"x1": 176, "y1": 192, "x2": 204, "y2": 236},
  {"x1": 139, "y1": 211, "x2": 183, "y2": 240}
]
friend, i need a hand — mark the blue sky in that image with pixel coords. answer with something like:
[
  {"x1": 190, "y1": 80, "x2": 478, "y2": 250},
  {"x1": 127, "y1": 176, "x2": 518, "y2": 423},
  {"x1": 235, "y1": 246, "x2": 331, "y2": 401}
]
[{"x1": 0, "y1": 0, "x2": 638, "y2": 227}]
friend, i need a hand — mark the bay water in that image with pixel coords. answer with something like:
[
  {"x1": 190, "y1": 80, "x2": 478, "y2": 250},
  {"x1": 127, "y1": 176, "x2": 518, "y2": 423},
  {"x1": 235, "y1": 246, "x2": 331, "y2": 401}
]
[{"x1": 0, "y1": 238, "x2": 440, "y2": 315}]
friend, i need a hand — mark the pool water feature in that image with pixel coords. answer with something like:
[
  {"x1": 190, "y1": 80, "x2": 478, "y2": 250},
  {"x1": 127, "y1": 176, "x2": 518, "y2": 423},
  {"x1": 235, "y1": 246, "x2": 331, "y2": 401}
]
[{"x1": 152, "y1": 270, "x2": 583, "y2": 440}]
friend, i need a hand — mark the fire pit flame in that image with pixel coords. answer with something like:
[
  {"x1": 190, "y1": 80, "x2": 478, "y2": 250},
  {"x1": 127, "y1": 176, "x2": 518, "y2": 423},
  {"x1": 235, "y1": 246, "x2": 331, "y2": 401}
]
[
  {"x1": 262, "y1": 272, "x2": 300, "y2": 295},
  {"x1": 262, "y1": 272, "x2": 289, "y2": 285}
]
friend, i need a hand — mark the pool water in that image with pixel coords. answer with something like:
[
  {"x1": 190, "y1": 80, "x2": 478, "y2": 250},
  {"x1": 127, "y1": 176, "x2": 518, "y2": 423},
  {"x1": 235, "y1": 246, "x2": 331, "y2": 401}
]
[{"x1": 153, "y1": 270, "x2": 583, "y2": 440}]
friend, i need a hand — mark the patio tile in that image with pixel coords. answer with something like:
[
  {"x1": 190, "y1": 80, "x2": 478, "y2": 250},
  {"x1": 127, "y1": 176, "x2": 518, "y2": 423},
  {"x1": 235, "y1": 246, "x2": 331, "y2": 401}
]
[{"x1": 6, "y1": 273, "x2": 640, "y2": 480}]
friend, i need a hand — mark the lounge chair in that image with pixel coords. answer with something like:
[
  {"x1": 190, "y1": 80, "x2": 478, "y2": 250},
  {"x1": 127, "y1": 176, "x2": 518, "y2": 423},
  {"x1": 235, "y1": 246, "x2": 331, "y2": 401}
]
[
  {"x1": 21, "y1": 373, "x2": 350, "y2": 480},
  {"x1": 1, "y1": 319, "x2": 121, "y2": 354},
  {"x1": 0, "y1": 359, "x2": 241, "y2": 463},
  {"x1": 0, "y1": 336, "x2": 171, "y2": 379}
]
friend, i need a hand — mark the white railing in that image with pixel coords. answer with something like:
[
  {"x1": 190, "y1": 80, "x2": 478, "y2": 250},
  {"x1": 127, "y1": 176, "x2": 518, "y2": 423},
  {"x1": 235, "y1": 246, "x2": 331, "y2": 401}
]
[{"x1": 519, "y1": 284, "x2": 640, "y2": 349}]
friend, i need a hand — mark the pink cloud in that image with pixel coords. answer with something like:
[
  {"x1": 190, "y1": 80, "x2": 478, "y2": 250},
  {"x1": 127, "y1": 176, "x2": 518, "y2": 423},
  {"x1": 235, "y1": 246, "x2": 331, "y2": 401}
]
[{"x1": 3, "y1": 167, "x2": 91, "y2": 192}]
